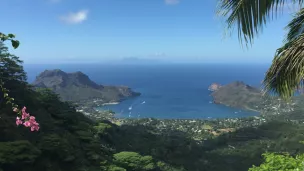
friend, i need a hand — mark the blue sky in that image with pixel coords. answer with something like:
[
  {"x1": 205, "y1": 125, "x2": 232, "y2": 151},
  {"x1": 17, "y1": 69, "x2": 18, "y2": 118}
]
[{"x1": 0, "y1": 0, "x2": 300, "y2": 64}]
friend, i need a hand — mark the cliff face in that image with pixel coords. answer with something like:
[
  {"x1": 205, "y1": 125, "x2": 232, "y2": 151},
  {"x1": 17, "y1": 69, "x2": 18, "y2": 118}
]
[{"x1": 32, "y1": 69, "x2": 140, "y2": 102}]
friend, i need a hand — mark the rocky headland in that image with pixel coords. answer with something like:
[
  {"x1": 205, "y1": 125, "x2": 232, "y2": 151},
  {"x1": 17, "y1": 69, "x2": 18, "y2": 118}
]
[
  {"x1": 32, "y1": 69, "x2": 140, "y2": 105},
  {"x1": 209, "y1": 81, "x2": 295, "y2": 115}
]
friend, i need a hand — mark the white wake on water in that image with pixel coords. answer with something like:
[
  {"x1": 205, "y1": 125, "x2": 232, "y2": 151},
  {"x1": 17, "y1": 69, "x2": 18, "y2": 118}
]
[{"x1": 127, "y1": 101, "x2": 146, "y2": 118}]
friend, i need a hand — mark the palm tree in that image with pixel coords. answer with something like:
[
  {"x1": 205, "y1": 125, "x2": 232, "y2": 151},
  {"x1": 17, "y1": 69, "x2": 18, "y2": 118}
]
[{"x1": 217, "y1": 0, "x2": 304, "y2": 99}]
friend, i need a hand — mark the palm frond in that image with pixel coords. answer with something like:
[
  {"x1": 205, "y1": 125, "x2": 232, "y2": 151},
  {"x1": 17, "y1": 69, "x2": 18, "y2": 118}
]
[
  {"x1": 285, "y1": 8, "x2": 304, "y2": 42},
  {"x1": 217, "y1": 0, "x2": 304, "y2": 46},
  {"x1": 263, "y1": 33, "x2": 304, "y2": 99}
]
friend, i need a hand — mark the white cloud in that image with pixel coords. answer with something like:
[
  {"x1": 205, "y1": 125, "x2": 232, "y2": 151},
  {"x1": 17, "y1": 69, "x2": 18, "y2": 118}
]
[
  {"x1": 165, "y1": 0, "x2": 180, "y2": 5},
  {"x1": 60, "y1": 10, "x2": 88, "y2": 24}
]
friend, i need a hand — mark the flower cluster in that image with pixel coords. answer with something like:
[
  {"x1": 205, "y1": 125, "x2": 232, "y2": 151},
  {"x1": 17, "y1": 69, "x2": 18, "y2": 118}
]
[{"x1": 14, "y1": 107, "x2": 39, "y2": 131}]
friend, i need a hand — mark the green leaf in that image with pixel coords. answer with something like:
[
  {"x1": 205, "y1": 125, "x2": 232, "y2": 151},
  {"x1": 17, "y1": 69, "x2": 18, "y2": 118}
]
[
  {"x1": 7, "y1": 34, "x2": 15, "y2": 39},
  {"x1": 11, "y1": 40, "x2": 20, "y2": 49},
  {"x1": 217, "y1": 0, "x2": 304, "y2": 46},
  {"x1": 4, "y1": 93, "x2": 8, "y2": 97}
]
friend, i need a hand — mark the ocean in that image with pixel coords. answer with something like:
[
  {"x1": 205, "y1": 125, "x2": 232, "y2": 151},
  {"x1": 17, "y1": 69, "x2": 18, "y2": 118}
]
[{"x1": 24, "y1": 63, "x2": 269, "y2": 119}]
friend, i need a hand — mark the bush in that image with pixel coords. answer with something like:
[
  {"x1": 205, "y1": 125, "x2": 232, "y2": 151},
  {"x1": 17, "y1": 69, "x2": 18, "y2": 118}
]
[
  {"x1": 113, "y1": 151, "x2": 156, "y2": 171},
  {"x1": 249, "y1": 153, "x2": 304, "y2": 171},
  {"x1": 94, "y1": 123, "x2": 112, "y2": 135},
  {"x1": 107, "y1": 165, "x2": 127, "y2": 171}
]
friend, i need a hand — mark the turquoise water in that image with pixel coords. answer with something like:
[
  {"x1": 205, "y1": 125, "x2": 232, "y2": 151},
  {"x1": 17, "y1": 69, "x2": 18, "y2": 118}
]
[{"x1": 25, "y1": 63, "x2": 269, "y2": 119}]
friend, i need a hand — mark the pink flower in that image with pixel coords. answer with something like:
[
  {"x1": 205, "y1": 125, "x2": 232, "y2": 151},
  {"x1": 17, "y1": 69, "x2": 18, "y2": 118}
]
[
  {"x1": 13, "y1": 108, "x2": 19, "y2": 113},
  {"x1": 23, "y1": 121, "x2": 31, "y2": 127},
  {"x1": 30, "y1": 127, "x2": 35, "y2": 131},
  {"x1": 32, "y1": 121, "x2": 39, "y2": 126},
  {"x1": 21, "y1": 107, "x2": 30, "y2": 120},
  {"x1": 21, "y1": 106, "x2": 26, "y2": 113},
  {"x1": 14, "y1": 106, "x2": 40, "y2": 131},
  {"x1": 29, "y1": 116, "x2": 35, "y2": 121},
  {"x1": 30, "y1": 125, "x2": 39, "y2": 131},
  {"x1": 22, "y1": 113, "x2": 29, "y2": 120},
  {"x1": 16, "y1": 117, "x2": 23, "y2": 126}
]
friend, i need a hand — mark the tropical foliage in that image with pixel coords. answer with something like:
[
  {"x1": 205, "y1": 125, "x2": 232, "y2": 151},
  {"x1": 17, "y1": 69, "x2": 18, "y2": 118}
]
[
  {"x1": 249, "y1": 153, "x2": 304, "y2": 171},
  {"x1": 0, "y1": 33, "x2": 20, "y2": 49},
  {"x1": 217, "y1": 0, "x2": 304, "y2": 99},
  {"x1": 0, "y1": 34, "x2": 39, "y2": 131},
  {"x1": 0, "y1": 44, "x2": 105, "y2": 170}
]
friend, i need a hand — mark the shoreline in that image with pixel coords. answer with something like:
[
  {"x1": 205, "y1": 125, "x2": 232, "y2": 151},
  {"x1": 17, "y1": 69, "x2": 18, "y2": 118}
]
[
  {"x1": 95, "y1": 103, "x2": 261, "y2": 120},
  {"x1": 87, "y1": 97, "x2": 265, "y2": 120},
  {"x1": 102, "y1": 102, "x2": 120, "y2": 106}
]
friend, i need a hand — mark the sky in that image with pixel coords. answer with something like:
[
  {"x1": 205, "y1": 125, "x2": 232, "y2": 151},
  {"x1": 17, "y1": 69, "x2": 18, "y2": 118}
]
[{"x1": 0, "y1": 0, "x2": 301, "y2": 64}]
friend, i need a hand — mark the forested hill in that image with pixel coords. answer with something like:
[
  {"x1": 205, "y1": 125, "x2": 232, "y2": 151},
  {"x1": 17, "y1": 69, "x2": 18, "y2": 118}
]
[{"x1": 32, "y1": 69, "x2": 140, "y2": 102}]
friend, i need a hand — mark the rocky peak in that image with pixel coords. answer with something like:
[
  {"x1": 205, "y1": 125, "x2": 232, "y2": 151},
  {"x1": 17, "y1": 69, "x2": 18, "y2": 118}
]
[
  {"x1": 33, "y1": 69, "x2": 101, "y2": 89},
  {"x1": 67, "y1": 71, "x2": 101, "y2": 89},
  {"x1": 37, "y1": 69, "x2": 68, "y2": 78}
]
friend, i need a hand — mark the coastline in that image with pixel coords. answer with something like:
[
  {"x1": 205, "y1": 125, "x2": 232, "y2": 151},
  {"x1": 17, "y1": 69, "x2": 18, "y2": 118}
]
[{"x1": 102, "y1": 102, "x2": 120, "y2": 106}]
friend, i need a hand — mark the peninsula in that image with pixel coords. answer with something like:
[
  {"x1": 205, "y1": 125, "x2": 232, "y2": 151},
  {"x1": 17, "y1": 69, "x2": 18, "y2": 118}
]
[{"x1": 32, "y1": 69, "x2": 140, "y2": 104}]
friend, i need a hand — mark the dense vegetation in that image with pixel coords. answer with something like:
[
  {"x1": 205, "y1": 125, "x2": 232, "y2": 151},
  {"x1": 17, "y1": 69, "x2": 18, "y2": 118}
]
[
  {"x1": 0, "y1": 40, "x2": 103, "y2": 170},
  {"x1": 95, "y1": 117, "x2": 304, "y2": 171}
]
